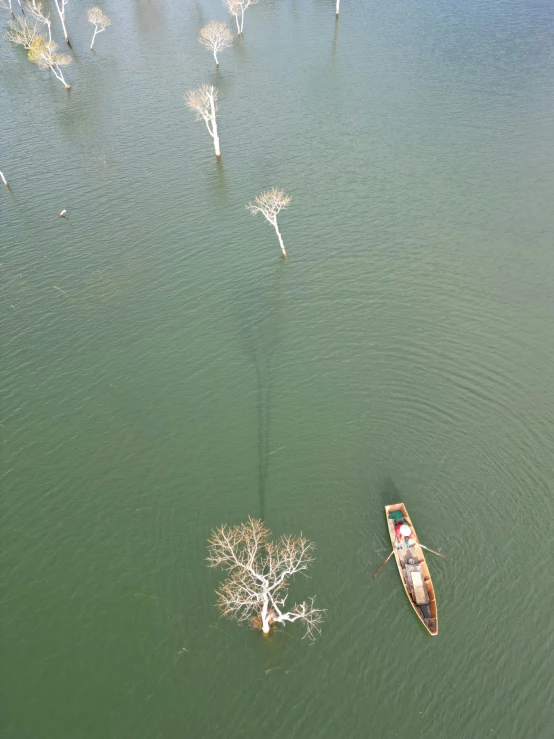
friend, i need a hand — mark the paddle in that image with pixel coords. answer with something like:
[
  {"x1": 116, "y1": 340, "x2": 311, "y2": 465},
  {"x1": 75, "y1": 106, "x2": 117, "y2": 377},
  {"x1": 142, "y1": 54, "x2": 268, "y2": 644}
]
[
  {"x1": 418, "y1": 543, "x2": 451, "y2": 561},
  {"x1": 372, "y1": 549, "x2": 395, "y2": 578}
]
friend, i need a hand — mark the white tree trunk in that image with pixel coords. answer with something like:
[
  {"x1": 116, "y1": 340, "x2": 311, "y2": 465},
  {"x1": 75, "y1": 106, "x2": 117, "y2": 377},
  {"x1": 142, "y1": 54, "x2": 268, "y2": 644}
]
[
  {"x1": 273, "y1": 219, "x2": 287, "y2": 258},
  {"x1": 240, "y1": 7, "x2": 244, "y2": 34},
  {"x1": 90, "y1": 26, "x2": 98, "y2": 50},
  {"x1": 209, "y1": 95, "x2": 221, "y2": 157},
  {"x1": 234, "y1": 14, "x2": 240, "y2": 35},
  {"x1": 214, "y1": 49, "x2": 219, "y2": 68},
  {"x1": 54, "y1": 0, "x2": 69, "y2": 43},
  {"x1": 52, "y1": 63, "x2": 70, "y2": 88},
  {"x1": 1, "y1": 171, "x2": 8, "y2": 187},
  {"x1": 336, "y1": 0, "x2": 340, "y2": 17},
  {"x1": 261, "y1": 597, "x2": 271, "y2": 634}
]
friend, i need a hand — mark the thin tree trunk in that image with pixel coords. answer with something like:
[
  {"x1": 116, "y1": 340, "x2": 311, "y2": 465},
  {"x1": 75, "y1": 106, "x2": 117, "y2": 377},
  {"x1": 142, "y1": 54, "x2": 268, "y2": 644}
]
[
  {"x1": 336, "y1": 0, "x2": 340, "y2": 17},
  {"x1": 273, "y1": 220, "x2": 287, "y2": 258},
  {"x1": 1, "y1": 171, "x2": 8, "y2": 187},
  {"x1": 54, "y1": 1, "x2": 69, "y2": 43},
  {"x1": 90, "y1": 26, "x2": 98, "y2": 49},
  {"x1": 51, "y1": 63, "x2": 70, "y2": 88},
  {"x1": 209, "y1": 94, "x2": 221, "y2": 158},
  {"x1": 234, "y1": 14, "x2": 240, "y2": 35},
  {"x1": 240, "y1": 7, "x2": 244, "y2": 34},
  {"x1": 214, "y1": 49, "x2": 219, "y2": 68}
]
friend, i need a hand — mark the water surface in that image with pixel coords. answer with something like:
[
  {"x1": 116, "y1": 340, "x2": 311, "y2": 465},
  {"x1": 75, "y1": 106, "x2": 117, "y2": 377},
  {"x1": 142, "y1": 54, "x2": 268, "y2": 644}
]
[{"x1": 1, "y1": 1, "x2": 554, "y2": 737}]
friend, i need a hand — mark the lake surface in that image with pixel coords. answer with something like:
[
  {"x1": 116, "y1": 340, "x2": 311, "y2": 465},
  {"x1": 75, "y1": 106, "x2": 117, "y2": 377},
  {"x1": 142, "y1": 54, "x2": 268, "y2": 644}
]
[{"x1": 1, "y1": 1, "x2": 554, "y2": 737}]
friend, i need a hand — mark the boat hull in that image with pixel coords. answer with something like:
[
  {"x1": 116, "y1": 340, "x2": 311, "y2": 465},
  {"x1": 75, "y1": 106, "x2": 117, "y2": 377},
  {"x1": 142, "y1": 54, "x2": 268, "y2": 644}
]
[{"x1": 385, "y1": 503, "x2": 438, "y2": 635}]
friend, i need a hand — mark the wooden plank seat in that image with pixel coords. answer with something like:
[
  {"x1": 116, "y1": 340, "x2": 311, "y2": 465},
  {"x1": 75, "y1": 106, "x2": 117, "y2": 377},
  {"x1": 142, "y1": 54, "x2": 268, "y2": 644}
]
[{"x1": 410, "y1": 570, "x2": 430, "y2": 605}]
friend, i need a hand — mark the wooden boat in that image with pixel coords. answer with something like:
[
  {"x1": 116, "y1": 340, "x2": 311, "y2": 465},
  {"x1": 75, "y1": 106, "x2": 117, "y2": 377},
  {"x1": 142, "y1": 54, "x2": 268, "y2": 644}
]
[{"x1": 385, "y1": 503, "x2": 438, "y2": 635}]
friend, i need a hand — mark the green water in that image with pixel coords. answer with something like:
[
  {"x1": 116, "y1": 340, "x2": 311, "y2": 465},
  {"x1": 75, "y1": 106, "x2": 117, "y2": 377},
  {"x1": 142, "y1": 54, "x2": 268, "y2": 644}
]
[{"x1": 1, "y1": 1, "x2": 554, "y2": 737}]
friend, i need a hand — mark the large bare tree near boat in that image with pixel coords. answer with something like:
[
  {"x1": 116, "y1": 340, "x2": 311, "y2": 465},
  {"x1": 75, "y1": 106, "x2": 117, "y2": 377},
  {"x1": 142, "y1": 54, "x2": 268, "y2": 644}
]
[{"x1": 207, "y1": 516, "x2": 324, "y2": 639}]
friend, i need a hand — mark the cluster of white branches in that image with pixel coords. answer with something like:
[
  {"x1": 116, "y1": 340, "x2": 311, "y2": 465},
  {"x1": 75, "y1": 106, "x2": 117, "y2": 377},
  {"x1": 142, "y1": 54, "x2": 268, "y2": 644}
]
[
  {"x1": 28, "y1": 35, "x2": 72, "y2": 87},
  {"x1": 198, "y1": 21, "x2": 233, "y2": 69},
  {"x1": 184, "y1": 84, "x2": 221, "y2": 158},
  {"x1": 5, "y1": 15, "x2": 38, "y2": 50},
  {"x1": 247, "y1": 188, "x2": 292, "y2": 257},
  {"x1": 208, "y1": 517, "x2": 324, "y2": 640},
  {"x1": 25, "y1": 1, "x2": 52, "y2": 43},
  {"x1": 223, "y1": 0, "x2": 259, "y2": 36}
]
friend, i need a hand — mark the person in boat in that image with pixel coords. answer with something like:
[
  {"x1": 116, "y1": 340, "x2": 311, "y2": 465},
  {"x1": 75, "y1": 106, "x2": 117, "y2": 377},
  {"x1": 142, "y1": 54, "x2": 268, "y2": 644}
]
[{"x1": 395, "y1": 522, "x2": 413, "y2": 549}]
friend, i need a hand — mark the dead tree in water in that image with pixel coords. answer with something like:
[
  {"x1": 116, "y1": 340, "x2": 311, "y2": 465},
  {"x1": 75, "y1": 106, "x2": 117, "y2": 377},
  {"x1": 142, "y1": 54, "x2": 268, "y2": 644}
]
[
  {"x1": 53, "y1": 0, "x2": 69, "y2": 44},
  {"x1": 247, "y1": 188, "x2": 292, "y2": 258},
  {"x1": 336, "y1": 0, "x2": 340, "y2": 17},
  {"x1": 199, "y1": 21, "x2": 233, "y2": 69},
  {"x1": 208, "y1": 516, "x2": 324, "y2": 639},
  {"x1": 184, "y1": 84, "x2": 221, "y2": 158},
  {"x1": 223, "y1": 0, "x2": 259, "y2": 36},
  {"x1": 87, "y1": 7, "x2": 111, "y2": 50},
  {"x1": 28, "y1": 36, "x2": 71, "y2": 88}
]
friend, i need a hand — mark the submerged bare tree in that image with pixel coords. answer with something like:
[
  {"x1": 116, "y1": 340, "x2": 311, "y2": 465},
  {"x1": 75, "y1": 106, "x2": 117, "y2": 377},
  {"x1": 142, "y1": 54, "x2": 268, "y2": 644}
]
[
  {"x1": 1, "y1": 171, "x2": 8, "y2": 187},
  {"x1": 87, "y1": 7, "x2": 111, "y2": 50},
  {"x1": 247, "y1": 188, "x2": 292, "y2": 258},
  {"x1": 208, "y1": 517, "x2": 324, "y2": 639},
  {"x1": 5, "y1": 15, "x2": 38, "y2": 50},
  {"x1": 199, "y1": 21, "x2": 233, "y2": 69},
  {"x1": 28, "y1": 35, "x2": 71, "y2": 88},
  {"x1": 53, "y1": 0, "x2": 69, "y2": 44},
  {"x1": 185, "y1": 84, "x2": 221, "y2": 158},
  {"x1": 25, "y1": 1, "x2": 52, "y2": 42},
  {"x1": 223, "y1": 0, "x2": 259, "y2": 36},
  {"x1": 336, "y1": 0, "x2": 340, "y2": 17}
]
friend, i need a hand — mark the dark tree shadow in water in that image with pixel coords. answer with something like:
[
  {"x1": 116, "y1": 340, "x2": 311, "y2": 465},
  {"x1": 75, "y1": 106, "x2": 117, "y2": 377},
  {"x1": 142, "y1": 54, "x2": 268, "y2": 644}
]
[
  {"x1": 380, "y1": 476, "x2": 402, "y2": 508},
  {"x1": 235, "y1": 266, "x2": 284, "y2": 521}
]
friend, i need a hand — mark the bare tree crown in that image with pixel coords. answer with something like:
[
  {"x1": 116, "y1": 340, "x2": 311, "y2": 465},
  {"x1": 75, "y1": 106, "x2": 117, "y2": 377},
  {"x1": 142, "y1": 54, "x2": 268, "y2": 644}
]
[
  {"x1": 247, "y1": 188, "x2": 292, "y2": 221},
  {"x1": 184, "y1": 84, "x2": 219, "y2": 120},
  {"x1": 184, "y1": 84, "x2": 221, "y2": 157},
  {"x1": 199, "y1": 21, "x2": 233, "y2": 53},
  {"x1": 87, "y1": 7, "x2": 111, "y2": 29},
  {"x1": 207, "y1": 516, "x2": 323, "y2": 639},
  {"x1": 28, "y1": 36, "x2": 71, "y2": 70},
  {"x1": 24, "y1": 1, "x2": 52, "y2": 42},
  {"x1": 5, "y1": 16, "x2": 39, "y2": 49}
]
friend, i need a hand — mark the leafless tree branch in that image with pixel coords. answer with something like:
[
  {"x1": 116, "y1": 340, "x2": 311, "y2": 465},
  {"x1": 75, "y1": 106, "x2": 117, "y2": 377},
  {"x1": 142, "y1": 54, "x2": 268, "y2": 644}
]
[
  {"x1": 87, "y1": 7, "x2": 111, "y2": 50},
  {"x1": 184, "y1": 84, "x2": 221, "y2": 157},
  {"x1": 208, "y1": 516, "x2": 323, "y2": 640},
  {"x1": 223, "y1": 0, "x2": 259, "y2": 36},
  {"x1": 199, "y1": 21, "x2": 233, "y2": 69},
  {"x1": 247, "y1": 188, "x2": 292, "y2": 258}
]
